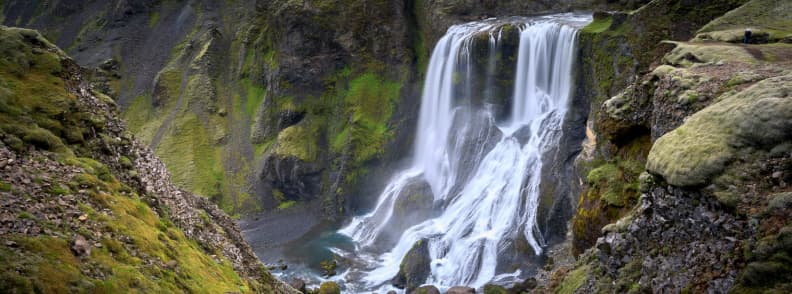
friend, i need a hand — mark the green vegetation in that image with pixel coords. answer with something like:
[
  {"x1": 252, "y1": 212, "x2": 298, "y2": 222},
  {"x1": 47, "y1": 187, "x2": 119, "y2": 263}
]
[
  {"x1": 242, "y1": 78, "x2": 266, "y2": 117},
  {"x1": 149, "y1": 11, "x2": 161, "y2": 28},
  {"x1": 698, "y1": 0, "x2": 792, "y2": 41},
  {"x1": 0, "y1": 180, "x2": 11, "y2": 192},
  {"x1": 317, "y1": 281, "x2": 341, "y2": 294},
  {"x1": 556, "y1": 265, "x2": 590, "y2": 294},
  {"x1": 157, "y1": 113, "x2": 227, "y2": 209},
  {"x1": 334, "y1": 72, "x2": 401, "y2": 165},
  {"x1": 582, "y1": 15, "x2": 613, "y2": 33},
  {"x1": 648, "y1": 74, "x2": 792, "y2": 188},
  {"x1": 586, "y1": 161, "x2": 642, "y2": 207},
  {"x1": 0, "y1": 26, "x2": 265, "y2": 292},
  {"x1": 275, "y1": 119, "x2": 321, "y2": 162}
]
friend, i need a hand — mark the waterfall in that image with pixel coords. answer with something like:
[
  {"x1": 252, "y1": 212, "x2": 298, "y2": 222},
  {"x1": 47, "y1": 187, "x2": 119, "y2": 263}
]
[{"x1": 338, "y1": 13, "x2": 591, "y2": 291}]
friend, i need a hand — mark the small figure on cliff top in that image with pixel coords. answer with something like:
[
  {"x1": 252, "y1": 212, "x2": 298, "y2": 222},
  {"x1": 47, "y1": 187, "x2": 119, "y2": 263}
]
[{"x1": 744, "y1": 28, "x2": 752, "y2": 44}]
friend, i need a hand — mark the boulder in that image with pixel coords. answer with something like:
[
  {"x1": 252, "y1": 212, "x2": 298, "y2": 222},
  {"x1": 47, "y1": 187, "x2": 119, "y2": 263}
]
[
  {"x1": 289, "y1": 278, "x2": 307, "y2": 293},
  {"x1": 414, "y1": 285, "x2": 440, "y2": 294},
  {"x1": 648, "y1": 74, "x2": 792, "y2": 187},
  {"x1": 71, "y1": 235, "x2": 91, "y2": 257},
  {"x1": 482, "y1": 284, "x2": 507, "y2": 294},
  {"x1": 446, "y1": 286, "x2": 475, "y2": 294},
  {"x1": 375, "y1": 178, "x2": 435, "y2": 247},
  {"x1": 317, "y1": 281, "x2": 341, "y2": 294},
  {"x1": 391, "y1": 239, "x2": 431, "y2": 292}
]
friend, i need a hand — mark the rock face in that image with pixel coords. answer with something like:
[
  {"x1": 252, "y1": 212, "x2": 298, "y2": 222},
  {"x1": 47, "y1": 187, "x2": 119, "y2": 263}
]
[
  {"x1": 0, "y1": 0, "x2": 653, "y2": 224},
  {"x1": 0, "y1": 26, "x2": 297, "y2": 293},
  {"x1": 392, "y1": 238, "x2": 432, "y2": 292},
  {"x1": 545, "y1": 0, "x2": 792, "y2": 293}
]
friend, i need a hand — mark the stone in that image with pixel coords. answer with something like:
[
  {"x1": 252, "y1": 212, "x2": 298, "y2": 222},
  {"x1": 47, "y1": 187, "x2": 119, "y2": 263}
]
[
  {"x1": 391, "y1": 239, "x2": 431, "y2": 292},
  {"x1": 414, "y1": 285, "x2": 440, "y2": 294},
  {"x1": 446, "y1": 286, "x2": 475, "y2": 294},
  {"x1": 165, "y1": 260, "x2": 178, "y2": 269},
  {"x1": 648, "y1": 74, "x2": 792, "y2": 187},
  {"x1": 71, "y1": 235, "x2": 91, "y2": 257},
  {"x1": 317, "y1": 281, "x2": 341, "y2": 294},
  {"x1": 289, "y1": 278, "x2": 307, "y2": 293}
]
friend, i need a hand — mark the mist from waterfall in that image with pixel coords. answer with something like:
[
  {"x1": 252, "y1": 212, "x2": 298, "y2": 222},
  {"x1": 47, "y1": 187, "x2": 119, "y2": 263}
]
[{"x1": 337, "y1": 13, "x2": 592, "y2": 291}]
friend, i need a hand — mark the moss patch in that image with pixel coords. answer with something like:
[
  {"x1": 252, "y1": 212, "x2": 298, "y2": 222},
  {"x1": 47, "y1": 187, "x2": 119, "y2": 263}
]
[
  {"x1": 556, "y1": 265, "x2": 590, "y2": 294},
  {"x1": 698, "y1": 0, "x2": 792, "y2": 41},
  {"x1": 647, "y1": 74, "x2": 792, "y2": 187}
]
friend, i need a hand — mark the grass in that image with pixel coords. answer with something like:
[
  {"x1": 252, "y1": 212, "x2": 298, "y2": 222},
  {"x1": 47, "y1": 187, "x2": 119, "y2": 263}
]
[
  {"x1": 242, "y1": 78, "x2": 265, "y2": 117},
  {"x1": 275, "y1": 119, "x2": 320, "y2": 162},
  {"x1": 338, "y1": 72, "x2": 401, "y2": 165},
  {"x1": 698, "y1": 0, "x2": 792, "y2": 40},
  {"x1": 556, "y1": 265, "x2": 590, "y2": 294},
  {"x1": 156, "y1": 113, "x2": 227, "y2": 208},
  {"x1": 582, "y1": 15, "x2": 613, "y2": 33}
]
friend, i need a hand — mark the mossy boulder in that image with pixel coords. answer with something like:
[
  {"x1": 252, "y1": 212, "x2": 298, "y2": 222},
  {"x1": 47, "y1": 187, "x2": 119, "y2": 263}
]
[
  {"x1": 647, "y1": 74, "x2": 792, "y2": 187},
  {"x1": 391, "y1": 238, "x2": 431, "y2": 292},
  {"x1": 317, "y1": 281, "x2": 341, "y2": 294}
]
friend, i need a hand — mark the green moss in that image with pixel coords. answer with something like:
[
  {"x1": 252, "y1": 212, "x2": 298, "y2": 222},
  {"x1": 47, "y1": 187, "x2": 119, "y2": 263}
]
[
  {"x1": 242, "y1": 78, "x2": 265, "y2": 117},
  {"x1": 338, "y1": 72, "x2": 401, "y2": 165},
  {"x1": 586, "y1": 162, "x2": 641, "y2": 207},
  {"x1": 0, "y1": 181, "x2": 11, "y2": 192},
  {"x1": 582, "y1": 16, "x2": 613, "y2": 33},
  {"x1": 275, "y1": 118, "x2": 321, "y2": 162},
  {"x1": 148, "y1": 11, "x2": 161, "y2": 28},
  {"x1": 647, "y1": 74, "x2": 792, "y2": 187},
  {"x1": 156, "y1": 113, "x2": 227, "y2": 209},
  {"x1": 698, "y1": 0, "x2": 792, "y2": 41},
  {"x1": 556, "y1": 265, "x2": 590, "y2": 294},
  {"x1": 318, "y1": 281, "x2": 341, "y2": 294},
  {"x1": 483, "y1": 284, "x2": 508, "y2": 294},
  {"x1": 277, "y1": 200, "x2": 297, "y2": 210}
]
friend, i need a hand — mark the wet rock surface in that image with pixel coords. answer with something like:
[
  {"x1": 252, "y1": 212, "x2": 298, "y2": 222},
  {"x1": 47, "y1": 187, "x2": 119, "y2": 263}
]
[{"x1": 392, "y1": 238, "x2": 431, "y2": 292}]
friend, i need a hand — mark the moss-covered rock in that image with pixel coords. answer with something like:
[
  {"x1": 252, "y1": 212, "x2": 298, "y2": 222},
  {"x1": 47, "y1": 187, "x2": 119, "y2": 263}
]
[
  {"x1": 317, "y1": 281, "x2": 341, "y2": 294},
  {"x1": 647, "y1": 74, "x2": 792, "y2": 187},
  {"x1": 697, "y1": 0, "x2": 792, "y2": 42},
  {"x1": 391, "y1": 238, "x2": 431, "y2": 292}
]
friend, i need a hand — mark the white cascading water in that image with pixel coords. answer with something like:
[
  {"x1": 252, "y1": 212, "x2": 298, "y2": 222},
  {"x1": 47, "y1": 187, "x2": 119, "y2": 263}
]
[{"x1": 338, "y1": 13, "x2": 591, "y2": 291}]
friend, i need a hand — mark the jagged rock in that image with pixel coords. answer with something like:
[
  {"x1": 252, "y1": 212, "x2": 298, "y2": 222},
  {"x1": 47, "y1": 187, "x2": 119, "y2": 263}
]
[
  {"x1": 392, "y1": 239, "x2": 431, "y2": 292},
  {"x1": 509, "y1": 277, "x2": 537, "y2": 292},
  {"x1": 289, "y1": 278, "x2": 307, "y2": 293},
  {"x1": 446, "y1": 286, "x2": 475, "y2": 294}
]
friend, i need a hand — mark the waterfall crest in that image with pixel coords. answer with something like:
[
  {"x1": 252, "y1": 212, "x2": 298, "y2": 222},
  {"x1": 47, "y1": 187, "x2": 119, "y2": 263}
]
[{"x1": 338, "y1": 13, "x2": 592, "y2": 291}]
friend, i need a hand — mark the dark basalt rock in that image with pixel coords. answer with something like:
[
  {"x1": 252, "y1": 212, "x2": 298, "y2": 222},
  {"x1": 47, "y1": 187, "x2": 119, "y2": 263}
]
[
  {"x1": 446, "y1": 286, "x2": 476, "y2": 294},
  {"x1": 392, "y1": 239, "x2": 431, "y2": 292},
  {"x1": 414, "y1": 285, "x2": 440, "y2": 294},
  {"x1": 375, "y1": 177, "x2": 436, "y2": 248}
]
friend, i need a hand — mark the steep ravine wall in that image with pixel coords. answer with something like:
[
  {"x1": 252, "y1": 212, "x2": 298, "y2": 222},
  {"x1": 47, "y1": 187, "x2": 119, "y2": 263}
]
[
  {"x1": 534, "y1": 0, "x2": 792, "y2": 292},
  {"x1": 0, "y1": 0, "x2": 648, "y2": 223}
]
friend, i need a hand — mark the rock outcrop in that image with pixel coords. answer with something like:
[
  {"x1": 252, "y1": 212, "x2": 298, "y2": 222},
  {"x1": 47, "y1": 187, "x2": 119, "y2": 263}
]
[{"x1": 543, "y1": 0, "x2": 792, "y2": 292}]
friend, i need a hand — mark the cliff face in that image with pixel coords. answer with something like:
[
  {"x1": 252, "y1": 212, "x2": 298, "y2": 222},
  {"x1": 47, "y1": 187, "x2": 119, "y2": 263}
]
[
  {"x1": 0, "y1": 26, "x2": 296, "y2": 293},
  {"x1": 543, "y1": 0, "x2": 792, "y2": 292},
  {"x1": 0, "y1": 0, "x2": 645, "y2": 222}
]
